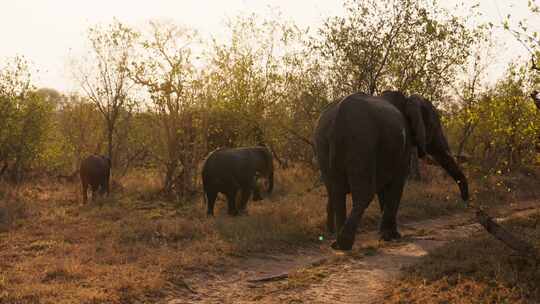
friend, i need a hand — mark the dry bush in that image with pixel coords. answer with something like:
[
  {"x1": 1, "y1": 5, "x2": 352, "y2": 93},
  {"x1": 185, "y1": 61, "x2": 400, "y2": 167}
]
[
  {"x1": 116, "y1": 168, "x2": 163, "y2": 199},
  {"x1": 0, "y1": 199, "x2": 28, "y2": 232},
  {"x1": 0, "y1": 185, "x2": 30, "y2": 232}
]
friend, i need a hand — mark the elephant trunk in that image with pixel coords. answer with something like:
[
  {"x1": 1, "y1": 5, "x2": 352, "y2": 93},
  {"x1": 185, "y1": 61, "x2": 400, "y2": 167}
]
[{"x1": 431, "y1": 151, "x2": 469, "y2": 201}]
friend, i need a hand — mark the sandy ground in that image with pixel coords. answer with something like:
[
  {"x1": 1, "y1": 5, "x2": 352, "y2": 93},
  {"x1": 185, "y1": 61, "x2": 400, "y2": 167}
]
[{"x1": 167, "y1": 201, "x2": 540, "y2": 304}]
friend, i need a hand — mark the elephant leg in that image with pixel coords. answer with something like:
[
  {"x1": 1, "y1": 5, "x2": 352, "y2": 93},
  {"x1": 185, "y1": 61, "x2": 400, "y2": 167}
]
[
  {"x1": 104, "y1": 176, "x2": 110, "y2": 196},
  {"x1": 377, "y1": 197, "x2": 384, "y2": 213},
  {"x1": 378, "y1": 178, "x2": 406, "y2": 241},
  {"x1": 206, "y1": 191, "x2": 218, "y2": 217},
  {"x1": 333, "y1": 169, "x2": 375, "y2": 251},
  {"x1": 99, "y1": 182, "x2": 107, "y2": 196},
  {"x1": 326, "y1": 194, "x2": 334, "y2": 234},
  {"x1": 334, "y1": 189, "x2": 347, "y2": 234},
  {"x1": 238, "y1": 187, "x2": 252, "y2": 214},
  {"x1": 225, "y1": 189, "x2": 239, "y2": 216},
  {"x1": 91, "y1": 184, "x2": 99, "y2": 202},
  {"x1": 81, "y1": 181, "x2": 88, "y2": 204},
  {"x1": 326, "y1": 183, "x2": 346, "y2": 235}
]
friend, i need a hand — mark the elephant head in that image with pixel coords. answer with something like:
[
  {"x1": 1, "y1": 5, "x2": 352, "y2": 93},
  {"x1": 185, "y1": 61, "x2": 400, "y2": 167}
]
[
  {"x1": 409, "y1": 95, "x2": 469, "y2": 201},
  {"x1": 380, "y1": 91, "x2": 427, "y2": 157},
  {"x1": 100, "y1": 155, "x2": 111, "y2": 170}
]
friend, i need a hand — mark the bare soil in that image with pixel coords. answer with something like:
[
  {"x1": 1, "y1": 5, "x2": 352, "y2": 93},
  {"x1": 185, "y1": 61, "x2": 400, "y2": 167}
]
[{"x1": 170, "y1": 201, "x2": 540, "y2": 304}]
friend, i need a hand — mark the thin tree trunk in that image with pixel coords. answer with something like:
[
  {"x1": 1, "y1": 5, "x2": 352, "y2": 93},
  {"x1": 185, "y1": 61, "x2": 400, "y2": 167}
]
[
  {"x1": 107, "y1": 124, "x2": 114, "y2": 165},
  {"x1": 457, "y1": 122, "x2": 476, "y2": 158},
  {"x1": 0, "y1": 161, "x2": 8, "y2": 178}
]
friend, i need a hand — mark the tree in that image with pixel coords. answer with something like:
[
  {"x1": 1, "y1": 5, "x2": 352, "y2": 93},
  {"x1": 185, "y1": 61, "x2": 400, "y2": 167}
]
[
  {"x1": 72, "y1": 19, "x2": 138, "y2": 169},
  {"x1": 313, "y1": 0, "x2": 477, "y2": 100},
  {"x1": 131, "y1": 21, "x2": 204, "y2": 198},
  {"x1": 503, "y1": 1, "x2": 540, "y2": 71},
  {"x1": 0, "y1": 56, "x2": 53, "y2": 181},
  {"x1": 312, "y1": 0, "x2": 481, "y2": 180},
  {"x1": 205, "y1": 14, "x2": 325, "y2": 164},
  {"x1": 460, "y1": 63, "x2": 540, "y2": 170},
  {"x1": 449, "y1": 36, "x2": 494, "y2": 158},
  {"x1": 55, "y1": 94, "x2": 105, "y2": 173}
]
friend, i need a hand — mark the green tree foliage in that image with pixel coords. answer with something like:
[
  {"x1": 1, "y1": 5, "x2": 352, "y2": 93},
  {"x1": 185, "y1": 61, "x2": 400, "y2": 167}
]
[
  {"x1": 205, "y1": 15, "x2": 329, "y2": 165},
  {"x1": 0, "y1": 57, "x2": 53, "y2": 181},
  {"x1": 313, "y1": 0, "x2": 478, "y2": 100},
  {"x1": 447, "y1": 63, "x2": 540, "y2": 172},
  {"x1": 54, "y1": 94, "x2": 104, "y2": 173},
  {"x1": 8, "y1": 0, "x2": 540, "y2": 196},
  {"x1": 205, "y1": 15, "x2": 284, "y2": 148}
]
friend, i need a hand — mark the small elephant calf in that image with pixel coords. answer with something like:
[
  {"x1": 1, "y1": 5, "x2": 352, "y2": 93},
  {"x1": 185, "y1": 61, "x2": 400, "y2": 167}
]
[
  {"x1": 202, "y1": 146, "x2": 274, "y2": 216},
  {"x1": 80, "y1": 154, "x2": 111, "y2": 204}
]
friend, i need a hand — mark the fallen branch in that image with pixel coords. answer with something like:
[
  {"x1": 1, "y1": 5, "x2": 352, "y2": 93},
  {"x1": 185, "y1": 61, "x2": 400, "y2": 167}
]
[
  {"x1": 475, "y1": 208, "x2": 539, "y2": 260},
  {"x1": 247, "y1": 273, "x2": 288, "y2": 283},
  {"x1": 247, "y1": 257, "x2": 328, "y2": 283}
]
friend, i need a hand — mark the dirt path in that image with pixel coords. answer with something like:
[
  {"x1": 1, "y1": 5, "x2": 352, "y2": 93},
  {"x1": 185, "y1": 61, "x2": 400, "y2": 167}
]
[{"x1": 168, "y1": 202, "x2": 540, "y2": 304}]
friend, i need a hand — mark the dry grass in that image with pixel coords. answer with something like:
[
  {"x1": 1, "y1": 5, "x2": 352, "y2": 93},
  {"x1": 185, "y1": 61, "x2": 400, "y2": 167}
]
[
  {"x1": 0, "y1": 185, "x2": 30, "y2": 233},
  {"x1": 0, "y1": 164, "x2": 539, "y2": 303},
  {"x1": 385, "y1": 213, "x2": 540, "y2": 304}
]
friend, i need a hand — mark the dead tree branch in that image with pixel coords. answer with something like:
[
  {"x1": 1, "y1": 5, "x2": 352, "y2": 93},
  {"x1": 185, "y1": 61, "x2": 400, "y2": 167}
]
[{"x1": 475, "y1": 208, "x2": 539, "y2": 260}]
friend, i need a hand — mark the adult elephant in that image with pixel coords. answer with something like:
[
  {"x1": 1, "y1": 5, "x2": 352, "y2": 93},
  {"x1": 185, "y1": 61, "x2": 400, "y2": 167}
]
[
  {"x1": 80, "y1": 154, "x2": 111, "y2": 204},
  {"x1": 314, "y1": 91, "x2": 468, "y2": 250},
  {"x1": 202, "y1": 146, "x2": 274, "y2": 216}
]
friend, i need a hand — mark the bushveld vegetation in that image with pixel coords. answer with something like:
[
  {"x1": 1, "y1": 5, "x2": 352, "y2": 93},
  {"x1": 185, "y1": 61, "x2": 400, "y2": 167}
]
[
  {"x1": 1, "y1": 0, "x2": 540, "y2": 303},
  {"x1": 1, "y1": 0, "x2": 539, "y2": 193}
]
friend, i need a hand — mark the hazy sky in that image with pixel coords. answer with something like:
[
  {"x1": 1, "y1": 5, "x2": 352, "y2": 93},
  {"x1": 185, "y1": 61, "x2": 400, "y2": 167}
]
[{"x1": 0, "y1": 0, "x2": 536, "y2": 92}]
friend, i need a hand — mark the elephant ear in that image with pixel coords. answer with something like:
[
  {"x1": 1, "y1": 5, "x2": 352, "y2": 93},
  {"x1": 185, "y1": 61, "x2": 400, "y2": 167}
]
[{"x1": 405, "y1": 96, "x2": 427, "y2": 157}]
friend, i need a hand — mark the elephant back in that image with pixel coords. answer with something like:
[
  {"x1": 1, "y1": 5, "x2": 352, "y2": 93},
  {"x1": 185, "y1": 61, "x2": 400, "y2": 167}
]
[{"x1": 80, "y1": 154, "x2": 110, "y2": 184}]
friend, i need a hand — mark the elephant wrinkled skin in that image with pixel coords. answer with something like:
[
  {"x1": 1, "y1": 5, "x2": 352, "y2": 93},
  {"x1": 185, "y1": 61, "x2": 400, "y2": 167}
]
[
  {"x1": 314, "y1": 91, "x2": 469, "y2": 251},
  {"x1": 202, "y1": 146, "x2": 274, "y2": 216},
  {"x1": 80, "y1": 154, "x2": 111, "y2": 204}
]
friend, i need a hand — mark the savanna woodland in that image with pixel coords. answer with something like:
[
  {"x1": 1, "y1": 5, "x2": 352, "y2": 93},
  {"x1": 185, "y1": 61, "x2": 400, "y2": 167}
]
[{"x1": 1, "y1": 0, "x2": 540, "y2": 303}]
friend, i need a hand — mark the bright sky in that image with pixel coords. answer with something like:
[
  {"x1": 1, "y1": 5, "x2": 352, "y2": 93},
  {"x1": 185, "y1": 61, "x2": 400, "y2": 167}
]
[{"x1": 0, "y1": 0, "x2": 535, "y2": 92}]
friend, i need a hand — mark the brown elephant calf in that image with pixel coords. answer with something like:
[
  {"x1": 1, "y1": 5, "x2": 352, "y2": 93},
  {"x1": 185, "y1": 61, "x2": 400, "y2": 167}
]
[{"x1": 80, "y1": 155, "x2": 111, "y2": 204}]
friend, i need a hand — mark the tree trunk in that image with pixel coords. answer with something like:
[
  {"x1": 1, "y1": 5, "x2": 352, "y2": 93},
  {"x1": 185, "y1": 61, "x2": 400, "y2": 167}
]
[
  {"x1": 457, "y1": 122, "x2": 476, "y2": 158},
  {"x1": 0, "y1": 161, "x2": 8, "y2": 178},
  {"x1": 107, "y1": 124, "x2": 114, "y2": 167},
  {"x1": 163, "y1": 160, "x2": 178, "y2": 195}
]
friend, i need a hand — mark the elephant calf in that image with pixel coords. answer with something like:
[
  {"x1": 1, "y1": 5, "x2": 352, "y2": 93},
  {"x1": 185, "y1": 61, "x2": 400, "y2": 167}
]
[
  {"x1": 80, "y1": 154, "x2": 111, "y2": 204},
  {"x1": 202, "y1": 146, "x2": 274, "y2": 216}
]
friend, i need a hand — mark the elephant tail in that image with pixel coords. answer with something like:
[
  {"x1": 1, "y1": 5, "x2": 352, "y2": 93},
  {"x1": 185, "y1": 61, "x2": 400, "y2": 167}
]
[{"x1": 329, "y1": 98, "x2": 347, "y2": 171}]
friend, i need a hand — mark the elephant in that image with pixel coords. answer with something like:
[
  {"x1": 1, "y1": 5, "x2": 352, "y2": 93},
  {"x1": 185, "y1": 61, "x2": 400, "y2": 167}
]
[
  {"x1": 314, "y1": 91, "x2": 469, "y2": 251},
  {"x1": 202, "y1": 146, "x2": 274, "y2": 216},
  {"x1": 80, "y1": 154, "x2": 111, "y2": 204}
]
